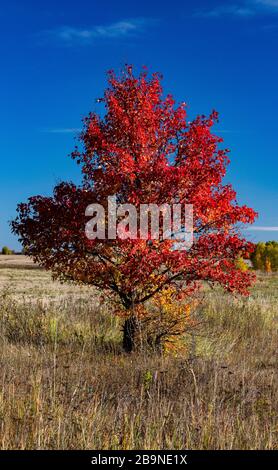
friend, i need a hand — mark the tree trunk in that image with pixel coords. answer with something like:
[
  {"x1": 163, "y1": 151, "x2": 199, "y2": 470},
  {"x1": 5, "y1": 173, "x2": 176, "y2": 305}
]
[{"x1": 122, "y1": 315, "x2": 140, "y2": 352}]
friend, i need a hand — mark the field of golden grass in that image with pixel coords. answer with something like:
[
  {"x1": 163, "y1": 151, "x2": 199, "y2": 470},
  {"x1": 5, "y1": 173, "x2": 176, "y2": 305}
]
[{"x1": 0, "y1": 255, "x2": 277, "y2": 449}]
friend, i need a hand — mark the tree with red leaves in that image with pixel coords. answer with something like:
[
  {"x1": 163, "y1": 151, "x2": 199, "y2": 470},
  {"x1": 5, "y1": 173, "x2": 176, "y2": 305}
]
[{"x1": 12, "y1": 66, "x2": 257, "y2": 352}]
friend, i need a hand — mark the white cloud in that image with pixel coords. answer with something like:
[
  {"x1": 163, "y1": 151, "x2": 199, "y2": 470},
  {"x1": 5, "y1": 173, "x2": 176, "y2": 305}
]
[
  {"x1": 195, "y1": 4, "x2": 255, "y2": 18},
  {"x1": 42, "y1": 128, "x2": 81, "y2": 134},
  {"x1": 195, "y1": 1, "x2": 278, "y2": 18},
  {"x1": 255, "y1": 0, "x2": 278, "y2": 7},
  {"x1": 217, "y1": 129, "x2": 239, "y2": 133},
  {"x1": 44, "y1": 18, "x2": 156, "y2": 44},
  {"x1": 246, "y1": 226, "x2": 278, "y2": 231}
]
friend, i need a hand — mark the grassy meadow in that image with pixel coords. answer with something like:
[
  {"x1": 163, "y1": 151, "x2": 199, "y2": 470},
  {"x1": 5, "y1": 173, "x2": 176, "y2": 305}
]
[{"x1": 0, "y1": 255, "x2": 277, "y2": 450}]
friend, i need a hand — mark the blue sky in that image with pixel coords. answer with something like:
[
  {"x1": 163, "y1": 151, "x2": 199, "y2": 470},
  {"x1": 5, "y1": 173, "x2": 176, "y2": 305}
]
[{"x1": 0, "y1": 0, "x2": 277, "y2": 250}]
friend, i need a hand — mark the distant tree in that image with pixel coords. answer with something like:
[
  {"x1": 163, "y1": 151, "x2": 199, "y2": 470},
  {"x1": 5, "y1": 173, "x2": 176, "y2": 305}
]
[
  {"x1": 265, "y1": 257, "x2": 272, "y2": 274},
  {"x1": 235, "y1": 257, "x2": 249, "y2": 272},
  {"x1": 265, "y1": 241, "x2": 278, "y2": 272},
  {"x1": 2, "y1": 246, "x2": 13, "y2": 255},
  {"x1": 250, "y1": 242, "x2": 265, "y2": 270},
  {"x1": 11, "y1": 66, "x2": 257, "y2": 352},
  {"x1": 251, "y1": 241, "x2": 278, "y2": 272}
]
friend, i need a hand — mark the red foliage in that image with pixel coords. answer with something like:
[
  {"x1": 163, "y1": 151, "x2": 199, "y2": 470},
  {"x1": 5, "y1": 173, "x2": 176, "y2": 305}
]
[{"x1": 12, "y1": 66, "x2": 257, "y2": 310}]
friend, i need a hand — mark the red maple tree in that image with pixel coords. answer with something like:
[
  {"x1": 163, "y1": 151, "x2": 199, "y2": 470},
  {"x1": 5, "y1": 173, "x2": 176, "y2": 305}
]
[{"x1": 12, "y1": 66, "x2": 257, "y2": 351}]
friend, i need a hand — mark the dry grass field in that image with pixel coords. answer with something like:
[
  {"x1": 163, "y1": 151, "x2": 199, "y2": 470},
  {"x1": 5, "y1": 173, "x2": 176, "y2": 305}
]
[{"x1": 0, "y1": 255, "x2": 277, "y2": 449}]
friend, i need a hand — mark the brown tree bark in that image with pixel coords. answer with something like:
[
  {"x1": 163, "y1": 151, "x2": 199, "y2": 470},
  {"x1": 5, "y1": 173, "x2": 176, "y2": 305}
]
[{"x1": 122, "y1": 315, "x2": 140, "y2": 352}]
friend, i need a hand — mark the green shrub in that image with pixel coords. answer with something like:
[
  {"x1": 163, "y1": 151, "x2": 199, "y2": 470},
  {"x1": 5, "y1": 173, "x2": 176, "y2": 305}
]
[{"x1": 1, "y1": 246, "x2": 13, "y2": 255}]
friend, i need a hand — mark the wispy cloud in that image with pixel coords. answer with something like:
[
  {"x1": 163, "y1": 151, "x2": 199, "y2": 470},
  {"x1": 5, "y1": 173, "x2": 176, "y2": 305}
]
[
  {"x1": 41, "y1": 128, "x2": 81, "y2": 134},
  {"x1": 246, "y1": 226, "x2": 278, "y2": 231},
  {"x1": 216, "y1": 129, "x2": 242, "y2": 134},
  {"x1": 195, "y1": 5, "x2": 254, "y2": 18},
  {"x1": 42, "y1": 18, "x2": 157, "y2": 45},
  {"x1": 255, "y1": 0, "x2": 278, "y2": 7},
  {"x1": 195, "y1": 0, "x2": 278, "y2": 18}
]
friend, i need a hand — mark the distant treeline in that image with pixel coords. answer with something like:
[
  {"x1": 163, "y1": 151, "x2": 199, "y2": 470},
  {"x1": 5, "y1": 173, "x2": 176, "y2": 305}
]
[
  {"x1": 2, "y1": 242, "x2": 278, "y2": 273},
  {"x1": 1, "y1": 246, "x2": 14, "y2": 255},
  {"x1": 1, "y1": 246, "x2": 21, "y2": 255},
  {"x1": 250, "y1": 241, "x2": 278, "y2": 272}
]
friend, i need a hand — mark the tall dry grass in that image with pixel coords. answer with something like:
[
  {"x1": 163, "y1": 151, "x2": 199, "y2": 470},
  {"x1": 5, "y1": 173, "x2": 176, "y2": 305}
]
[{"x1": 0, "y1": 258, "x2": 277, "y2": 449}]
